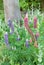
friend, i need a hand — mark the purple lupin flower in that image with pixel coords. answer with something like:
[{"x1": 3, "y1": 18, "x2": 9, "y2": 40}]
[
  {"x1": 4, "y1": 32, "x2": 9, "y2": 45},
  {"x1": 25, "y1": 39, "x2": 29, "y2": 47},
  {"x1": 8, "y1": 19, "x2": 14, "y2": 34},
  {"x1": 8, "y1": 19, "x2": 12, "y2": 27}
]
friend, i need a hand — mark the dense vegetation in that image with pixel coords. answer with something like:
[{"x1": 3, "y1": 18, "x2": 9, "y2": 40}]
[
  {"x1": 0, "y1": 9, "x2": 44, "y2": 65},
  {"x1": 0, "y1": 0, "x2": 44, "y2": 11},
  {"x1": 0, "y1": 0, "x2": 44, "y2": 65},
  {"x1": 0, "y1": 0, "x2": 3, "y2": 10},
  {"x1": 19, "y1": 0, "x2": 40, "y2": 11}
]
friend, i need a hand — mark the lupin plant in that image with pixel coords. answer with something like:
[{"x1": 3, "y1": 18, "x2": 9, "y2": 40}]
[{"x1": 24, "y1": 13, "x2": 38, "y2": 47}]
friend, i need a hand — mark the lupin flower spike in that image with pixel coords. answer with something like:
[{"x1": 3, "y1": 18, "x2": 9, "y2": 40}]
[
  {"x1": 34, "y1": 16, "x2": 37, "y2": 28},
  {"x1": 4, "y1": 32, "x2": 9, "y2": 45},
  {"x1": 24, "y1": 13, "x2": 28, "y2": 27}
]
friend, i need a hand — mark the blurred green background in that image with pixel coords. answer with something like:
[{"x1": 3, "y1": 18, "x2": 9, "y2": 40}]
[
  {"x1": 0, "y1": 0, "x2": 44, "y2": 11},
  {"x1": 0, "y1": 0, "x2": 3, "y2": 10}
]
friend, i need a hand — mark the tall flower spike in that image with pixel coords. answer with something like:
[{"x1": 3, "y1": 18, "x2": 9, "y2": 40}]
[
  {"x1": 34, "y1": 16, "x2": 37, "y2": 28},
  {"x1": 8, "y1": 19, "x2": 14, "y2": 34},
  {"x1": 4, "y1": 32, "x2": 9, "y2": 45},
  {"x1": 24, "y1": 13, "x2": 28, "y2": 27}
]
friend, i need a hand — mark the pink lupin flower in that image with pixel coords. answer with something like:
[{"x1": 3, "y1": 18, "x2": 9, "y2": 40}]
[
  {"x1": 24, "y1": 13, "x2": 28, "y2": 28},
  {"x1": 34, "y1": 16, "x2": 37, "y2": 28}
]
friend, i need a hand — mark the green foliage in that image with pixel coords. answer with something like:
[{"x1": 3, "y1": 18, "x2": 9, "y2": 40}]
[
  {"x1": 0, "y1": 10, "x2": 44, "y2": 65},
  {"x1": 0, "y1": 0, "x2": 3, "y2": 10},
  {"x1": 19, "y1": 0, "x2": 40, "y2": 11}
]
